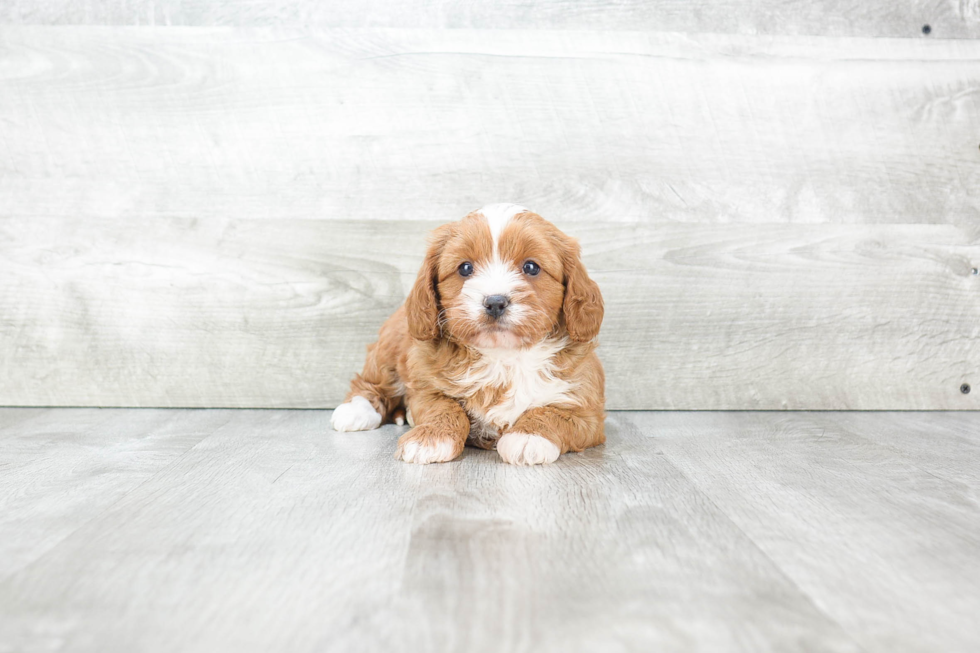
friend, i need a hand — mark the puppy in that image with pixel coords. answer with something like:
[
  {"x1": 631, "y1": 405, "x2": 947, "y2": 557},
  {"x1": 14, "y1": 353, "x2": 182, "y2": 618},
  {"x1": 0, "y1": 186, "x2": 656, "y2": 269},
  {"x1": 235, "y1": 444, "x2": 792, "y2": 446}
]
[{"x1": 331, "y1": 204, "x2": 605, "y2": 465}]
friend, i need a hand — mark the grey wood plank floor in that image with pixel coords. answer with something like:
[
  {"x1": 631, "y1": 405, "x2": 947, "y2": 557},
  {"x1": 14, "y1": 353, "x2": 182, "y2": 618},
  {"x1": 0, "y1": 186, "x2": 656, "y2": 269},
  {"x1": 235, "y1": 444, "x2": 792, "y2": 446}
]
[{"x1": 0, "y1": 409, "x2": 977, "y2": 653}]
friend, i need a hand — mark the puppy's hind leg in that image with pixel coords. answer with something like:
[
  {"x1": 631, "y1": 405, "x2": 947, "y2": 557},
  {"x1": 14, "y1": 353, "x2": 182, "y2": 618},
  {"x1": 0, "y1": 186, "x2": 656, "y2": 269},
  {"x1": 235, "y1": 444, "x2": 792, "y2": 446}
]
[{"x1": 331, "y1": 317, "x2": 406, "y2": 432}]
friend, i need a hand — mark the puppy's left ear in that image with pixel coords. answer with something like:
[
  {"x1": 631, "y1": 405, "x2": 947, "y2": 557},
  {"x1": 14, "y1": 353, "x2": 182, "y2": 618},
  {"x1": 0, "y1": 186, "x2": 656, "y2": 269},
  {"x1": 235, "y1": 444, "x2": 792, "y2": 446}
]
[{"x1": 561, "y1": 238, "x2": 604, "y2": 343}]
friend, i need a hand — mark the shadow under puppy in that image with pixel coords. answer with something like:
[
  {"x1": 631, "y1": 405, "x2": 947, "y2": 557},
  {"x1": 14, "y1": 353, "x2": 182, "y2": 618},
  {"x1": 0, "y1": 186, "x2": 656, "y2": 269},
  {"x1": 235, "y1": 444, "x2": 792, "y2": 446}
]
[{"x1": 331, "y1": 204, "x2": 605, "y2": 465}]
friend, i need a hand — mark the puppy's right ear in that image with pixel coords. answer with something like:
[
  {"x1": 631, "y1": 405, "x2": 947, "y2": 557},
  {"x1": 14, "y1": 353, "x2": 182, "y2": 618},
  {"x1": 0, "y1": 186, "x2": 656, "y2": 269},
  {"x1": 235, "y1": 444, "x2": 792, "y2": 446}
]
[{"x1": 406, "y1": 224, "x2": 453, "y2": 341}]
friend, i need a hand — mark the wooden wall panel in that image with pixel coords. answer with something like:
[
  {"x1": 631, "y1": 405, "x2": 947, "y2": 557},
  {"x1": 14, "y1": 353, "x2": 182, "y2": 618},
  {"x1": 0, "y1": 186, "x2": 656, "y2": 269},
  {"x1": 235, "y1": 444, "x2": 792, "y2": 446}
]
[
  {"x1": 1, "y1": 217, "x2": 977, "y2": 409},
  {"x1": 1, "y1": 27, "x2": 978, "y2": 409},
  {"x1": 0, "y1": 29, "x2": 978, "y2": 232},
  {"x1": 2, "y1": 1, "x2": 979, "y2": 39}
]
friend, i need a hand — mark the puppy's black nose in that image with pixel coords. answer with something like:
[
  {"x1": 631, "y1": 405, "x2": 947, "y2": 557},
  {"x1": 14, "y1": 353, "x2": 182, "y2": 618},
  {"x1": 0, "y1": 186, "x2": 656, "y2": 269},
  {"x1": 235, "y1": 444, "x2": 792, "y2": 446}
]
[{"x1": 484, "y1": 295, "x2": 510, "y2": 319}]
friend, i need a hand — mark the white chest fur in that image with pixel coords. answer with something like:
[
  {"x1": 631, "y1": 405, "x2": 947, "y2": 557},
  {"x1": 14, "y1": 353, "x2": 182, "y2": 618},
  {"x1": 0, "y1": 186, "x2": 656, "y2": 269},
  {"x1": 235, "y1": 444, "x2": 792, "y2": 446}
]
[{"x1": 455, "y1": 337, "x2": 575, "y2": 431}]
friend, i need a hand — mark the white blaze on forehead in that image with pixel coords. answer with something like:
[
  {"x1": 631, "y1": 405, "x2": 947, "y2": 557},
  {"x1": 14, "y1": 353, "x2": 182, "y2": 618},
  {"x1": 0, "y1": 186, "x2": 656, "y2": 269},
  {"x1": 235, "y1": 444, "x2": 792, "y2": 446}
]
[
  {"x1": 473, "y1": 258, "x2": 521, "y2": 295},
  {"x1": 463, "y1": 204, "x2": 532, "y2": 337},
  {"x1": 478, "y1": 203, "x2": 528, "y2": 254}
]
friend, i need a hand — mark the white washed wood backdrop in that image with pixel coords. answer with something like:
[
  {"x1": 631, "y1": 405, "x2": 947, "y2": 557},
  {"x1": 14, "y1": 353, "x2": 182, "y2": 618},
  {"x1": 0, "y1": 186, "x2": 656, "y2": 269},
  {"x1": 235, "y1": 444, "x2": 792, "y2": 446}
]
[{"x1": 0, "y1": 7, "x2": 978, "y2": 409}]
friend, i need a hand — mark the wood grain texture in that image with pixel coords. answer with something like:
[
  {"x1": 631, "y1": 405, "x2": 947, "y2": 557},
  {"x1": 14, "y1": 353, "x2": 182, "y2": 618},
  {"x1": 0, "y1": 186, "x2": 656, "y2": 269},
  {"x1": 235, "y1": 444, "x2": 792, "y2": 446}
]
[
  {"x1": 0, "y1": 407, "x2": 233, "y2": 579},
  {"x1": 2, "y1": 27, "x2": 979, "y2": 409},
  {"x1": 2, "y1": 217, "x2": 978, "y2": 409},
  {"x1": 632, "y1": 411, "x2": 980, "y2": 653},
  {"x1": 0, "y1": 408, "x2": 865, "y2": 653},
  {"x1": 812, "y1": 411, "x2": 980, "y2": 485},
  {"x1": 0, "y1": 219, "x2": 980, "y2": 409},
  {"x1": 1, "y1": 408, "x2": 979, "y2": 651},
  {"x1": 0, "y1": 28, "x2": 978, "y2": 230},
  {"x1": 2, "y1": 1, "x2": 980, "y2": 39}
]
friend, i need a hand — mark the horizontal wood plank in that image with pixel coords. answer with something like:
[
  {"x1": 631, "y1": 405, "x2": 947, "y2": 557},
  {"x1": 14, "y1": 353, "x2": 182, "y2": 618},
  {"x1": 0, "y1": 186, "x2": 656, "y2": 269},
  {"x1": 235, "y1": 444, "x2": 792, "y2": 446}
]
[
  {"x1": 2, "y1": 27, "x2": 979, "y2": 409},
  {"x1": 1, "y1": 217, "x2": 977, "y2": 409},
  {"x1": 0, "y1": 28, "x2": 978, "y2": 231},
  {"x1": 2, "y1": 1, "x2": 980, "y2": 39}
]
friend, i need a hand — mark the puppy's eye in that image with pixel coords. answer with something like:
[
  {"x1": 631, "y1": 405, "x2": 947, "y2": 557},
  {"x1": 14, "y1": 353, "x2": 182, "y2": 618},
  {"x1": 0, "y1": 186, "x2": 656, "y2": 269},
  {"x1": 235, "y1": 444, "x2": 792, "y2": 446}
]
[
  {"x1": 458, "y1": 262, "x2": 474, "y2": 277},
  {"x1": 522, "y1": 260, "x2": 541, "y2": 276}
]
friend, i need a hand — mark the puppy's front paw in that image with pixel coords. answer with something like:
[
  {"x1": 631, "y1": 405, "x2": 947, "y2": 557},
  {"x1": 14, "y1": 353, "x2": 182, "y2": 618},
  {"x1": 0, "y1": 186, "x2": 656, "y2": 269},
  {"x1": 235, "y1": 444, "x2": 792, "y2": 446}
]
[
  {"x1": 396, "y1": 425, "x2": 463, "y2": 464},
  {"x1": 331, "y1": 396, "x2": 382, "y2": 432},
  {"x1": 497, "y1": 432, "x2": 561, "y2": 466}
]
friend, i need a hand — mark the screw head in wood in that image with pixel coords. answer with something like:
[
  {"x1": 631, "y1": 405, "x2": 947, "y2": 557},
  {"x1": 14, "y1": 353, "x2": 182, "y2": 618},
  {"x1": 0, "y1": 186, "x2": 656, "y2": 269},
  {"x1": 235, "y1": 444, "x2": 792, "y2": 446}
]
[
  {"x1": 922, "y1": 24, "x2": 932, "y2": 34},
  {"x1": 972, "y1": 268, "x2": 979, "y2": 275},
  {"x1": 962, "y1": 383, "x2": 972, "y2": 395}
]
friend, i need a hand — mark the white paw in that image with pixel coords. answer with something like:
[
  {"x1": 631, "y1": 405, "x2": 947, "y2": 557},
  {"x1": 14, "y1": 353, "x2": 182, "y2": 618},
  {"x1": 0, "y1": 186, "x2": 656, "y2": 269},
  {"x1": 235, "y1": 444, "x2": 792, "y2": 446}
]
[
  {"x1": 398, "y1": 439, "x2": 458, "y2": 464},
  {"x1": 330, "y1": 396, "x2": 382, "y2": 432},
  {"x1": 396, "y1": 425, "x2": 462, "y2": 464},
  {"x1": 496, "y1": 432, "x2": 561, "y2": 466}
]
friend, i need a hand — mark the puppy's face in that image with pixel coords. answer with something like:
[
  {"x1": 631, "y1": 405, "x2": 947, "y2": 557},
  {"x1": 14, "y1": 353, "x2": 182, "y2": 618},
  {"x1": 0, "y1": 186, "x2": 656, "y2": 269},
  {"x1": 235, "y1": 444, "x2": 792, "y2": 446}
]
[
  {"x1": 407, "y1": 205, "x2": 603, "y2": 349},
  {"x1": 438, "y1": 206, "x2": 566, "y2": 348}
]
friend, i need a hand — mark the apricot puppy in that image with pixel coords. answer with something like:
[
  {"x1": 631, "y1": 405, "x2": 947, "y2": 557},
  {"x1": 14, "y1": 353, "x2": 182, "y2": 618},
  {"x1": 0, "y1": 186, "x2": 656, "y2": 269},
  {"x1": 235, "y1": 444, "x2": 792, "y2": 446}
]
[{"x1": 331, "y1": 204, "x2": 605, "y2": 465}]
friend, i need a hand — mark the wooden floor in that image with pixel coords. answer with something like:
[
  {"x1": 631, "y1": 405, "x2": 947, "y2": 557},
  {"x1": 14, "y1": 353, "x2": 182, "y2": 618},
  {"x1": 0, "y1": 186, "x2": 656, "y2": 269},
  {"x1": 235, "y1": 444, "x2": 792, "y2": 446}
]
[{"x1": 0, "y1": 409, "x2": 977, "y2": 652}]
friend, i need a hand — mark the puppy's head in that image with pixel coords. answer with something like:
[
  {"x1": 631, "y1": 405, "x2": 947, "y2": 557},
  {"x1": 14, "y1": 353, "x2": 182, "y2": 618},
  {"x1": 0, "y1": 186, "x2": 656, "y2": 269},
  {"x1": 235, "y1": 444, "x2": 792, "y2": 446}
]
[{"x1": 406, "y1": 204, "x2": 603, "y2": 348}]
